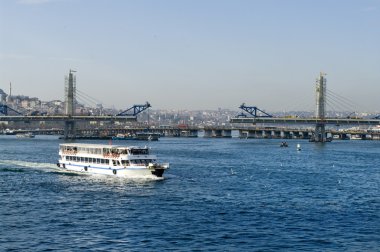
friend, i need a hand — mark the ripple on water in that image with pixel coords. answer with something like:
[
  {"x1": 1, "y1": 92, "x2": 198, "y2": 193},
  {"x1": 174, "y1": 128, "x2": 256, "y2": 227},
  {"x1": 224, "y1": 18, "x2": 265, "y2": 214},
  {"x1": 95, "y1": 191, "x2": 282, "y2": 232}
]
[{"x1": 0, "y1": 138, "x2": 379, "y2": 251}]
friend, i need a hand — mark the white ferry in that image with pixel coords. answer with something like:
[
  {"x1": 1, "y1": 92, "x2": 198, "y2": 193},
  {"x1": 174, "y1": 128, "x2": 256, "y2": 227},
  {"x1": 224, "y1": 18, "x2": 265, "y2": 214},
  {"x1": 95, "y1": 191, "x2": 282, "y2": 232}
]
[{"x1": 57, "y1": 143, "x2": 169, "y2": 178}]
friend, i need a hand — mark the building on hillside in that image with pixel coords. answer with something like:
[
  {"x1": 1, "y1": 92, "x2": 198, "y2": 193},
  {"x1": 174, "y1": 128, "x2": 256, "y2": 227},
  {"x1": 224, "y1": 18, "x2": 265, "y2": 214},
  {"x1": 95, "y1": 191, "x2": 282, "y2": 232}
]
[{"x1": 0, "y1": 89, "x2": 7, "y2": 103}]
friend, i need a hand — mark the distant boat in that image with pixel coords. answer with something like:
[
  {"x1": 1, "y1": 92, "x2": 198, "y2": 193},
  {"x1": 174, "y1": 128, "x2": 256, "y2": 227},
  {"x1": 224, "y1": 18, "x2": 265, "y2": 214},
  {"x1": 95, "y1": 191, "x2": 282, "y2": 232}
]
[
  {"x1": 16, "y1": 132, "x2": 35, "y2": 138},
  {"x1": 135, "y1": 132, "x2": 160, "y2": 141},
  {"x1": 112, "y1": 133, "x2": 134, "y2": 140},
  {"x1": 350, "y1": 135, "x2": 362, "y2": 140},
  {"x1": 296, "y1": 144, "x2": 301, "y2": 151},
  {"x1": 112, "y1": 132, "x2": 160, "y2": 141},
  {"x1": 3, "y1": 129, "x2": 15, "y2": 135}
]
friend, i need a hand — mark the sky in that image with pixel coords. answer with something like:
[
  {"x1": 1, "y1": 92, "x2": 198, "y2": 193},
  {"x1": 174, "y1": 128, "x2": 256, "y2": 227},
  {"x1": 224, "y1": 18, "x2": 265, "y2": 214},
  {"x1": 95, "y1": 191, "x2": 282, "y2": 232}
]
[{"x1": 0, "y1": 0, "x2": 379, "y2": 112}]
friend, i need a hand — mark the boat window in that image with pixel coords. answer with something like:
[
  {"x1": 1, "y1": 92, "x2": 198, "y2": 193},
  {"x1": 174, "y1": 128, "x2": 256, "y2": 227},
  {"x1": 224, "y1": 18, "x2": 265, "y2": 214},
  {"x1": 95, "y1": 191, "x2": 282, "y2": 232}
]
[
  {"x1": 112, "y1": 160, "x2": 117, "y2": 166},
  {"x1": 130, "y1": 148, "x2": 149, "y2": 155},
  {"x1": 119, "y1": 149, "x2": 128, "y2": 154},
  {"x1": 121, "y1": 160, "x2": 130, "y2": 166}
]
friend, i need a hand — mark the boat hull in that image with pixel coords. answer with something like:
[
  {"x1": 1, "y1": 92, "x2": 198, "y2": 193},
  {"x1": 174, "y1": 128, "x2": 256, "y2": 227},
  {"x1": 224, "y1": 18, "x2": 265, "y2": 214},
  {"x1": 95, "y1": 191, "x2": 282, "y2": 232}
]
[{"x1": 57, "y1": 162, "x2": 166, "y2": 178}]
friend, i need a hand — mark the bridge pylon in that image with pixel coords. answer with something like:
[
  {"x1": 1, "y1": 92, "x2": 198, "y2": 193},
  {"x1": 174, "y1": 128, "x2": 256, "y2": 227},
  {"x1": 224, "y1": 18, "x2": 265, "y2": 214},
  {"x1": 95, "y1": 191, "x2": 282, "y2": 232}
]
[
  {"x1": 312, "y1": 72, "x2": 328, "y2": 142},
  {"x1": 64, "y1": 70, "x2": 76, "y2": 138}
]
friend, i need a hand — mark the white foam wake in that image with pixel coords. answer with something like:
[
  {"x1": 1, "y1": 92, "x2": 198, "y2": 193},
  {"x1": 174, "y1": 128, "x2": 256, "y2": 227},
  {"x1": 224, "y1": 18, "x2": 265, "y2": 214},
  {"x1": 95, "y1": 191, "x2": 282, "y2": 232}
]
[{"x1": 0, "y1": 159, "x2": 58, "y2": 170}]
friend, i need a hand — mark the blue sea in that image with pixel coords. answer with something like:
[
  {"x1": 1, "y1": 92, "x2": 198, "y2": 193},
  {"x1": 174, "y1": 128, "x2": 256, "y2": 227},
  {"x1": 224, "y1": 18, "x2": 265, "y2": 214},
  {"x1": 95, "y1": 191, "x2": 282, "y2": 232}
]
[{"x1": 0, "y1": 135, "x2": 379, "y2": 251}]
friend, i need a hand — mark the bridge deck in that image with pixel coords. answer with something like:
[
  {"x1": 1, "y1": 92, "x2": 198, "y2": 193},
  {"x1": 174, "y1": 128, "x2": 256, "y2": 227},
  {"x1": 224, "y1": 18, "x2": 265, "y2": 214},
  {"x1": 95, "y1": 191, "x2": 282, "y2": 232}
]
[
  {"x1": 0, "y1": 115, "x2": 137, "y2": 122},
  {"x1": 230, "y1": 117, "x2": 380, "y2": 125}
]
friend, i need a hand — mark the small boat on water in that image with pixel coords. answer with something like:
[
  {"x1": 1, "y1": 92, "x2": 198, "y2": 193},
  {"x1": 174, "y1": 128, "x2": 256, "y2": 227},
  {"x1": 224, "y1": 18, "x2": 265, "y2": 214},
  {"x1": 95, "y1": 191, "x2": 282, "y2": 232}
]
[
  {"x1": 16, "y1": 132, "x2": 35, "y2": 138},
  {"x1": 280, "y1": 142, "x2": 288, "y2": 147},
  {"x1": 350, "y1": 134, "x2": 362, "y2": 140},
  {"x1": 135, "y1": 132, "x2": 160, "y2": 141},
  {"x1": 57, "y1": 143, "x2": 169, "y2": 178},
  {"x1": 112, "y1": 132, "x2": 160, "y2": 141},
  {"x1": 112, "y1": 133, "x2": 135, "y2": 140}
]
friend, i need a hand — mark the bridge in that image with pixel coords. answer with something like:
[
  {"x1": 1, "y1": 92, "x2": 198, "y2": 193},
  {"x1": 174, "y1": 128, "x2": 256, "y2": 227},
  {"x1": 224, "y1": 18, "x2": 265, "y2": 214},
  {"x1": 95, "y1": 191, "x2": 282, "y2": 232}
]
[
  {"x1": 0, "y1": 115, "x2": 136, "y2": 122},
  {"x1": 0, "y1": 70, "x2": 150, "y2": 138},
  {"x1": 230, "y1": 73, "x2": 380, "y2": 142},
  {"x1": 230, "y1": 117, "x2": 380, "y2": 126}
]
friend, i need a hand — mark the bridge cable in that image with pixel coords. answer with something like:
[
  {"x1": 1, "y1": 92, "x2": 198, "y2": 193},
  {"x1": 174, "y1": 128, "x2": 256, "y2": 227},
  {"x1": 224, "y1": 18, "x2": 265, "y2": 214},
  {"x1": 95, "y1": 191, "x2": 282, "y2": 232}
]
[
  {"x1": 326, "y1": 90, "x2": 355, "y2": 110},
  {"x1": 76, "y1": 89, "x2": 104, "y2": 106},
  {"x1": 326, "y1": 90, "x2": 359, "y2": 117},
  {"x1": 76, "y1": 93, "x2": 98, "y2": 108}
]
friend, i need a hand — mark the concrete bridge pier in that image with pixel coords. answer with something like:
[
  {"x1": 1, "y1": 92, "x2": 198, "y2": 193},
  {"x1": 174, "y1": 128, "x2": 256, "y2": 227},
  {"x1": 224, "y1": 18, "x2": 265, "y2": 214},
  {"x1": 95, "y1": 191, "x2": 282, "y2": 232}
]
[
  {"x1": 300, "y1": 131, "x2": 310, "y2": 139},
  {"x1": 204, "y1": 129, "x2": 213, "y2": 138},
  {"x1": 314, "y1": 123, "x2": 327, "y2": 142},
  {"x1": 239, "y1": 130, "x2": 258, "y2": 138},
  {"x1": 213, "y1": 130, "x2": 223, "y2": 137},
  {"x1": 64, "y1": 120, "x2": 76, "y2": 139},
  {"x1": 263, "y1": 130, "x2": 272, "y2": 138},
  {"x1": 180, "y1": 129, "x2": 198, "y2": 137},
  {"x1": 282, "y1": 131, "x2": 291, "y2": 139},
  {"x1": 239, "y1": 130, "x2": 248, "y2": 138},
  {"x1": 222, "y1": 130, "x2": 232, "y2": 138},
  {"x1": 273, "y1": 131, "x2": 281, "y2": 138}
]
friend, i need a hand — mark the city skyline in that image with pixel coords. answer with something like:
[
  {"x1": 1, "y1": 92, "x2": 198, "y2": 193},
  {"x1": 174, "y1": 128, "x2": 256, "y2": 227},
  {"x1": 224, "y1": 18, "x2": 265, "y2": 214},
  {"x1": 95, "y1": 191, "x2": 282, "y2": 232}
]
[{"x1": 1, "y1": 0, "x2": 379, "y2": 111}]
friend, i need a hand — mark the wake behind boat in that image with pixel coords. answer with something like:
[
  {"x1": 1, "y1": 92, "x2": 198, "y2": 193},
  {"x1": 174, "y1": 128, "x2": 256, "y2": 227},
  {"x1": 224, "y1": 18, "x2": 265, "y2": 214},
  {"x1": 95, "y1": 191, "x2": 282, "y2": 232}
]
[{"x1": 57, "y1": 143, "x2": 169, "y2": 178}]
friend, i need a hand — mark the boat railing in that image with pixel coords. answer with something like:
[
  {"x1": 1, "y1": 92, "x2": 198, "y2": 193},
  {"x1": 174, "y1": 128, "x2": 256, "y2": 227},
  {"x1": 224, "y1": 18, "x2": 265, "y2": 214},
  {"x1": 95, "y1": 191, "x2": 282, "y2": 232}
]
[
  {"x1": 62, "y1": 150, "x2": 77, "y2": 155},
  {"x1": 134, "y1": 164, "x2": 146, "y2": 166},
  {"x1": 103, "y1": 153, "x2": 120, "y2": 158}
]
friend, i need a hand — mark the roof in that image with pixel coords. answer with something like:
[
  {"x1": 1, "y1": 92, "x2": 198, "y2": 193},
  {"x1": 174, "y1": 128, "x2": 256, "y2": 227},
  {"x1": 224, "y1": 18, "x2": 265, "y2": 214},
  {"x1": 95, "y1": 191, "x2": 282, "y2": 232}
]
[{"x1": 59, "y1": 143, "x2": 147, "y2": 149}]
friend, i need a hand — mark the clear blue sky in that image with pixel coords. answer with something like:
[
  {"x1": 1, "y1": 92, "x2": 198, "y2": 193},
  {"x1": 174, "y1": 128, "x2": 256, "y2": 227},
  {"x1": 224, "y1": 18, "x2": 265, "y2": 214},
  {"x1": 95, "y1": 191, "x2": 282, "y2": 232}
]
[{"x1": 1, "y1": 0, "x2": 379, "y2": 111}]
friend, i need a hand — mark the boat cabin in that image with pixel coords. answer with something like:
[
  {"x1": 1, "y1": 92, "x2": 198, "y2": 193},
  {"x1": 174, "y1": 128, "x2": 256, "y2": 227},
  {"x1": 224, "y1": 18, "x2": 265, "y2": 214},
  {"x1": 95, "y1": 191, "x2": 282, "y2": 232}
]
[{"x1": 59, "y1": 144, "x2": 150, "y2": 156}]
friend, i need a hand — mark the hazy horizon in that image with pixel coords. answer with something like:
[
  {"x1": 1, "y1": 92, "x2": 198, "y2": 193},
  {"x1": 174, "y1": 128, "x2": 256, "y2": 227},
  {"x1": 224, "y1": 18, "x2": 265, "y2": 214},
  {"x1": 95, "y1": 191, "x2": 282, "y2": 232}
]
[{"x1": 1, "y1": 0, "x2": 379, "y2": 112}]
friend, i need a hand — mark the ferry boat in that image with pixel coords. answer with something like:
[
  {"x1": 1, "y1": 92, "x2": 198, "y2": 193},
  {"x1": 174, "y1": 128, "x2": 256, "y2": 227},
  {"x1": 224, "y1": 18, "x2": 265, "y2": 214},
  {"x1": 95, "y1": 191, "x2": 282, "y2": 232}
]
[{"x1": 57, "y1": 143, "x2": 169, "y2": 178}]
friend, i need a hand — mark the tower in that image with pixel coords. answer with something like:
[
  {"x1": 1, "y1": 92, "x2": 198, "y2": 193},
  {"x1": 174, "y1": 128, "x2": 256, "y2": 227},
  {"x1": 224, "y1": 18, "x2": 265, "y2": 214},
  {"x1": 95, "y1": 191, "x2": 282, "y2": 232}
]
[
  {"x1": 314, "y1": 72, "x2": 327, "y2": 142},
  {"x1": 64, "y1": 70, "x2": 76, "y2": 138},
  {"x1": 65, "y1": 70, "x2": 76, "y2": 115}
]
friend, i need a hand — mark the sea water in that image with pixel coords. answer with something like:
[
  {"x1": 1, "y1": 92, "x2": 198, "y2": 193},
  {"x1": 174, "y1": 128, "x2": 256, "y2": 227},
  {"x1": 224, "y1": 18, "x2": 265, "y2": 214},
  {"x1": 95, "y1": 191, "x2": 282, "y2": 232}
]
[{"x1": 0, "y1": 135, "x2": 379, "y2": 251}]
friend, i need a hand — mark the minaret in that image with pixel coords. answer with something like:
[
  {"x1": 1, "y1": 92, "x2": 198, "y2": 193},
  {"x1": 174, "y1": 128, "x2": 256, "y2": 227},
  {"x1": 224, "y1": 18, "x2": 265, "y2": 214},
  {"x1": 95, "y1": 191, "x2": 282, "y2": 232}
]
[{"x1": 8, "y1": 82, "x2": 12, "y2": 102}]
